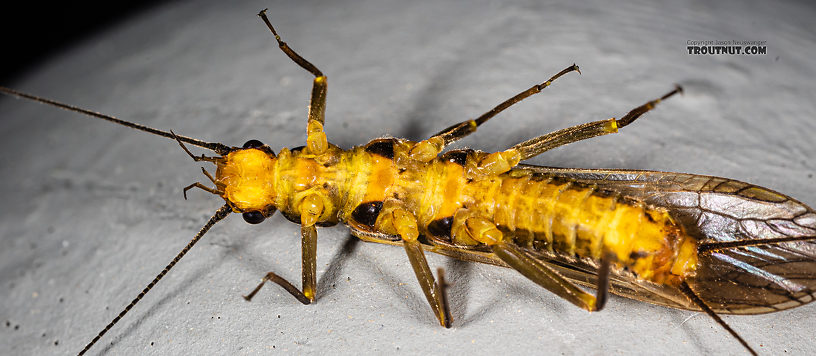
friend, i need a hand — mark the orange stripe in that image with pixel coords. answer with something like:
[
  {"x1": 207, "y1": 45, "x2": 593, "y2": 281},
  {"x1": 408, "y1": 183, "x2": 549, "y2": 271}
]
[
  {"x1": 437, "y1": 162, "x2": 466, "y2": 218},
  {"x1": 362, "y1": 154, "x2": 395, "y2": 202}
]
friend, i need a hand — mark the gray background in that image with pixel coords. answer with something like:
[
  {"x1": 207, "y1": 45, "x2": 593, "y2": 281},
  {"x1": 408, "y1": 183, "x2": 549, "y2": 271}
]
[{"x1": 2, "y1": 0, "x2": 815, "y2": 354}]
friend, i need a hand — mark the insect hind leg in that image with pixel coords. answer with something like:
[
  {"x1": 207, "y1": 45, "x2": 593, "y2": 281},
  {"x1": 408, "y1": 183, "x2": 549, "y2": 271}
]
[
  {"x1": 458, "y1": 216, "x2": 610, "y2": 312},
  {"x1": 492, "y1": 240, "x2": 610, "y2": 312},
  {"x1": 508, "y1": 85, "x2": 684, "y2": 161},
  {"x1": 679, "y1": 281, "x2": 758, "y2": 356}
]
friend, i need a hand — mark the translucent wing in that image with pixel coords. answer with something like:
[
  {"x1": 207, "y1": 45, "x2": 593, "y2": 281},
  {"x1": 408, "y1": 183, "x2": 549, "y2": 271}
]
[{"x1": 521, "y1": 165, "x2": 816, "y2": 314}]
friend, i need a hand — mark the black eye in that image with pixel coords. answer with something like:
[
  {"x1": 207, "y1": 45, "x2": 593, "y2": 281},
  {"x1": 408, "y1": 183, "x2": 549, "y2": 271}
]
[
  {"x1": 242, "y1": 211, "x2": 266, "y2": 224},
  {"x1": 243, "y1": 139, "x2": 264, "y2": 149}
]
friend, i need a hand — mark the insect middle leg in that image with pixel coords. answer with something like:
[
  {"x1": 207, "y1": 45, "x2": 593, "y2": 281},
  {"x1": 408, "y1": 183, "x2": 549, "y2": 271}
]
[
  {"x1": 258, "y1": 9, "x2": 328, "y2": 155},
  {"x1": 407, "y1": 64, "x2": 580, "y2": 162},
  {"x1": 375, "y1": 202, "x2": 452, "y2": 327}
]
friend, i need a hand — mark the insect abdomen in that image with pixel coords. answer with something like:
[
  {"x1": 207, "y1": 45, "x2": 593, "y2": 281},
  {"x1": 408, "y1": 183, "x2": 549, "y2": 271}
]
[
  {"x1": 336, "y1": 142, "x2": 698, "y2": 284},
  {"x1": 467, "y1": 172, "x2": 698, "y2": 284}
]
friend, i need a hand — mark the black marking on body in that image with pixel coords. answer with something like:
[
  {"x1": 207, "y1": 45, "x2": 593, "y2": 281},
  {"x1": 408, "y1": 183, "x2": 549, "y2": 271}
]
[
  {"x1": 629, "y1": 251, "x2": 649, "y2": 260},
  {"x1": 281, "y1": 210, "x2": 302, "y2": 225},
  {"x1": 242, "y1": 211, "x2": 266, "y2": 224},
  {"x1": 440, "y1": 149, "x2": 473, "y2": 167},
  {"x1": 427, "y1": 216, "x2": 453, "y2": 239},
  {"x1": 243, "y1": 139, "x2": 264, "y2": 149},
  {"x1": 243, "y1": 139, "x2": 276, "y2": 155},
  {"x1": 594, "y1": 188, "x2": 617, "y2": 198},
  {"x1": 365, "y1": 139, "x2": 395, "y2": 159},
  {"x1": 498, "y1": 225, "x2": 535, "y2": 248},
  {"x1": 532, "y1": 239, "x2": 551, "y2": 253},
  {"x1": 352, "y1": 201, "x2": 384, "y2": 226}
]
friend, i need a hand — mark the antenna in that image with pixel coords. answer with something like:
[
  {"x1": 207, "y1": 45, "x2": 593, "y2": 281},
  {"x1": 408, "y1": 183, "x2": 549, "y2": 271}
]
[
  {"x1": 77, "y1": 205, "x2": 232, "y2": 355},
  {"x1": 0, "y1": 86, "x2": 233, "y2": 155}
]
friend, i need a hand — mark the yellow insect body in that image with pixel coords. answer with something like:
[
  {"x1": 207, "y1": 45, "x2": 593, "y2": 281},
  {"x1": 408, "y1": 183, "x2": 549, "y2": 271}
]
[
  {"x1": 217, "y1": 148, "x2": 277, "y2": 211},
  {"x1": 216, "y1": 138, "x2": 698, "y2": 289},
  {"x1": 465, "y1": 169, "x2": 699, "y2": 285}
]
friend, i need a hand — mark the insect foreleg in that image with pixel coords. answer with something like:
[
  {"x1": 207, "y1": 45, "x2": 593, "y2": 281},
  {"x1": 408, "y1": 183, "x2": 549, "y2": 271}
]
[
  {"x1": 244, "y1": 271, "x2": 312, "y2": 305},
  {"x1": 258, "y1": 9, "x2": 328, "y2": 155},
  {"x1": 300, "y1": 224, "x2": 318, "y2": 302},
  {"x1": 244, "y1": 192, "x2": 327, "y2": 304},
  {"x1": 405, "y1": 64, "x2": 581, "y2": 163},
  {"x1": 509, "y1": 85, "x2": 684, "y2": 161},
  {"x1": 376, "y1": 204, "x2": 452, "y2": 327},
  {"x1": 241, "y1": 226, "x2": 317, "y2": 306}
]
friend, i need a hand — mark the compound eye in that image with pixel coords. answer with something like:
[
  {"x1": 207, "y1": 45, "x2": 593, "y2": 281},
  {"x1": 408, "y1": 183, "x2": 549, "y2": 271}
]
[
  {"x1": 243, "y1": 139, "x2": 265, "y2": 149},
  {"x1": 242, "y1": 211, "x2": 266, "y2": 224}
]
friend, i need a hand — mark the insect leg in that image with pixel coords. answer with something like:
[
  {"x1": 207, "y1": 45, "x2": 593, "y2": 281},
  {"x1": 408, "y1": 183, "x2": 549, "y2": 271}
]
[
  {"x1": 377, "y1": 205, "x2": 451, "y2": 327},
  {"x1": 243, "y1": 225, "x2": 317, "y2": 305},
  {"x1": 594, "y1": 252, "x2": 614, "y2": 311},
  {"x1": 463, "y1": 84, "x2": 679, "y2": 177},
  {"x1": 436, "y1": 267, "x2": 453, "y2": 324},
  {"x1": 406, "y1": 64, "x2": 580, "y2": 162},
  {"x1": 404, "y1": 238, "x2": 453, "y2": 327},
  {"x1": 258, "y1": 9, "x2": 328, "y2": 155},
  {"x1": 301, "y1": 224, "x2": 318, "y2": 301},
  {"x1": 244, "y1": 270, "x2": 312, "y2": 305},
  {"x1": 679, "y1": 281, "x2": 758, "y2": 356},
  {"x1": 463, "y1": 216, "x2": 605, "y2": 311},
  {"x1": 244, "y1": 192, "x2": 327, "y2": 304},
  {"x1": 508, "y1": 85, "x2": 684, "y2": 161}
]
